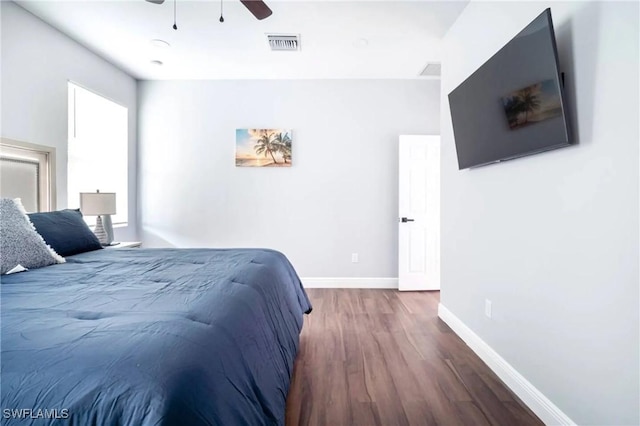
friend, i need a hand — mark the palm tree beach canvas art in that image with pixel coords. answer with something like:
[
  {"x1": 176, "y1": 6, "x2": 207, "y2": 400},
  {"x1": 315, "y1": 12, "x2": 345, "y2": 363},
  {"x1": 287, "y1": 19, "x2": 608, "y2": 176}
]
[
  {"x1": 501, "y1": 79, "x2": 562, "y2": 130},
  {"x1": 236, "y1": 129, "x2": 292, "y2": 167}
]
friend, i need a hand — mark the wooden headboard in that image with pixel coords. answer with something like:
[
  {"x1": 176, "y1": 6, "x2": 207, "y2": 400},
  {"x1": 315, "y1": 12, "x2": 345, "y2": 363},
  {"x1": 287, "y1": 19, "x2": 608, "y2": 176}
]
[{"x1": 0, "y1": 138, "x2": 56, "y2": 213}]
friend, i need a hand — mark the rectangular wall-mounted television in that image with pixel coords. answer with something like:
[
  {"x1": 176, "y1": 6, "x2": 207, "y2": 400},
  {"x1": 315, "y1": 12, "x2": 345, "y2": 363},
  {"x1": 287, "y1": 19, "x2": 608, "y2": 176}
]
[{"x1": 448, "y1": 8, "x2": 572, "y2": 170}]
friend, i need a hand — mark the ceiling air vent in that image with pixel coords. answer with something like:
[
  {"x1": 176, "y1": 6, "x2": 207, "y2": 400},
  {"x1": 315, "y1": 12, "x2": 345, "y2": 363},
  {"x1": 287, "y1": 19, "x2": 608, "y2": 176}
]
[
  {"x1": 267, "y1": 34, "x2": 300, "y2": 51},
  {"x1": 419, "y1": 63, "x2": 441, "y2": 77}
]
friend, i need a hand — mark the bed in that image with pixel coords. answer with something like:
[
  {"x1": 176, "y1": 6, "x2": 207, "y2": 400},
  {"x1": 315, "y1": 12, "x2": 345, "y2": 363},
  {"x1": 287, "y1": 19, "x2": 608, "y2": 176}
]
[{"x1": 1, "y1": 247, "x2": 312, "y2": 425}]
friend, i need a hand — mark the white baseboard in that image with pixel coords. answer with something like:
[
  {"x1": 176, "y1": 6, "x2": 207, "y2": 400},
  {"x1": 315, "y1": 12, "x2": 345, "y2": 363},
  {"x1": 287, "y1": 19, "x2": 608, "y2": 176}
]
[
  {"x1": 438, "y1": 303, "x2": 575, "y2": 426},
  {"x1": 301, "y1": 277, "x2": 398, "y2": 289}
]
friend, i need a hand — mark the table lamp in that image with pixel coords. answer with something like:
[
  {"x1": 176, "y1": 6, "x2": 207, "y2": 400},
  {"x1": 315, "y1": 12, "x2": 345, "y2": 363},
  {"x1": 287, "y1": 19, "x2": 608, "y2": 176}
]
[{"x1": 80, "y1": 190, "x2": 116, "y2": 246}]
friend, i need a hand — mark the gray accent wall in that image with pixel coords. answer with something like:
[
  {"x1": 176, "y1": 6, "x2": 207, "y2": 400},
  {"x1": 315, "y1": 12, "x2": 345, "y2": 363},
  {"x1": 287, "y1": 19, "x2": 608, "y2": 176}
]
[
  {"x1": 137, "y1": 79, "x2": 440, "y2": 278},
  {"x1": 440, "y1": 1, "x2": 639, "y2": 424}
]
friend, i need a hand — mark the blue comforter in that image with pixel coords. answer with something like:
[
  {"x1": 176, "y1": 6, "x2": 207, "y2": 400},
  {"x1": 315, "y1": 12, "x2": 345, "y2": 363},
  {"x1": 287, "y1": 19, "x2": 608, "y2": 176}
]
[{"x1": 0, "y1": 248, "x2": 311, "y2": 426}]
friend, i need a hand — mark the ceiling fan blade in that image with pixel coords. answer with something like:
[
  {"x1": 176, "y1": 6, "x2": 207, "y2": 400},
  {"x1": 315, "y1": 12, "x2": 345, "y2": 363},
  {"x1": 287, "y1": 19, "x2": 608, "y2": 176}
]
[
  {"x1": 145, "y1": 0, "x2": 165, "y2": 4},
  {"x1": 239, "y1": 0, "x2": 272, "y2": 20}
]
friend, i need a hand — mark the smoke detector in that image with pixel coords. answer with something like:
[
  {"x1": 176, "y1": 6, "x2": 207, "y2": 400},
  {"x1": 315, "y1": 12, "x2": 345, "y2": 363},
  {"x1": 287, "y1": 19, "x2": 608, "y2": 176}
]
[
  {"x1": 419, "y1": 63, "x2": 441, "y2": 77},
  {"x1": 267, "y1": 34, "x2": 300, "y2": 51}
]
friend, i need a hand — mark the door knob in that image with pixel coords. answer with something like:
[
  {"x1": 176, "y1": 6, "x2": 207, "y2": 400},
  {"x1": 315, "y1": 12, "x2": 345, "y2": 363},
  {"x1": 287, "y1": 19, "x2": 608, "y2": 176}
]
[{"x1": 400, "y1": 217, "x2": 415, "y2": 223}]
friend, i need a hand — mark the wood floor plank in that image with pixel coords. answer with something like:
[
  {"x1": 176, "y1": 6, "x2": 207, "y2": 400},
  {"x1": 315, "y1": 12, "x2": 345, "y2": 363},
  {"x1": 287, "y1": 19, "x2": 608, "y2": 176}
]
[
  {"x1": 285, "y1": 289, "x2": 542, "y2": 426},
  {"x1": 401, "y1": 400, "x2": 438, "y2": 425},
  {"x1": 454, "y1": 401, "x2": 493, "y2": 426},
  {"x1": 478, "y1": 372, "x2": 517, "y2": 402}
]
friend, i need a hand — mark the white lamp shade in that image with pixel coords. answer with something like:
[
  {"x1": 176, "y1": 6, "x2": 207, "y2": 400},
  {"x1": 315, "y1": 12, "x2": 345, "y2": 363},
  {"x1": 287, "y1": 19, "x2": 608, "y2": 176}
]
[{"x1": 80, "y1": 192, "x2": 116, "y2": 215}]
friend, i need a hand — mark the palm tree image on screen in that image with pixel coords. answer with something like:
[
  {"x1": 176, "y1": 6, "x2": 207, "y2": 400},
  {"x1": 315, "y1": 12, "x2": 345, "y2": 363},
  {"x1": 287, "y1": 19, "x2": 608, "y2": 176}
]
[{"x1": 502, "y1": 79, "x2": 562, "y2": 130}]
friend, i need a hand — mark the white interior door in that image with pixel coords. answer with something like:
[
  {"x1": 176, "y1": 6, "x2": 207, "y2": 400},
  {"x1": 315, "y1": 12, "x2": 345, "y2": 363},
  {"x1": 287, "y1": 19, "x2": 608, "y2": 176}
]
[{"x1": 398, "y1": 135, "x2": 440, "y2": 291}]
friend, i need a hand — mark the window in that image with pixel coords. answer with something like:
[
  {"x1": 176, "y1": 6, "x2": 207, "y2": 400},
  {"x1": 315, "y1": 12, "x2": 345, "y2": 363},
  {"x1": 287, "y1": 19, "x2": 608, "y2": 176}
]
[
  {"x1": 67, "y1": 82, "x2": 128, "y2": 225},
  {"x1": 0, "y1": 139, "x2": 55, "y2": 213}
]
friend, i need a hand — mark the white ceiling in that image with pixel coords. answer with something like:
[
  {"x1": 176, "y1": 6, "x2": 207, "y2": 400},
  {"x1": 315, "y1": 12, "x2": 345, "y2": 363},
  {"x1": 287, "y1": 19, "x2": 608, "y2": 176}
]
[{"x1": 15, "y1": 0, "x2": 469, "y2": 80}]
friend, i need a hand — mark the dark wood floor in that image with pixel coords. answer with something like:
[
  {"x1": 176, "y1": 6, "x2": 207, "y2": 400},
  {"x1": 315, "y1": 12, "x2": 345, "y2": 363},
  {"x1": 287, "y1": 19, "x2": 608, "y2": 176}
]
[{"x1": 285, "y1": 289, "x2": 543, "y2": 426}]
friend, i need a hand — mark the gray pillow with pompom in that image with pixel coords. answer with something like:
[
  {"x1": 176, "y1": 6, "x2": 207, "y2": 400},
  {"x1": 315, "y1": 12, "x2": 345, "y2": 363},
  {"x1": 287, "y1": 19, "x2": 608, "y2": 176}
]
[{"x1": 1, "y1": 198, "x2": 65, "y2": 274}]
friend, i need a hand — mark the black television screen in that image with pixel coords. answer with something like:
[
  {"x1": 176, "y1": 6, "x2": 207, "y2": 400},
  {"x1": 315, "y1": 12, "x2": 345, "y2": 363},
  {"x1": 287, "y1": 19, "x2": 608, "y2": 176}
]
[{"x1": 448, "y1": 8, "x2": 572, "y2": 169}]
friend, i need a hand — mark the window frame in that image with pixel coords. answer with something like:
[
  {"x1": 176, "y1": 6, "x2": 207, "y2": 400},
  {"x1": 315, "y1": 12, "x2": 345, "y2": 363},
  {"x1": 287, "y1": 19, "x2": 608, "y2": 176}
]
[
  {"x1": 0, "y1": 138, "x2": 56, "y2": 212},
  {"x1": 67, "y1": 81, "x2": 128, "y2": 226}
]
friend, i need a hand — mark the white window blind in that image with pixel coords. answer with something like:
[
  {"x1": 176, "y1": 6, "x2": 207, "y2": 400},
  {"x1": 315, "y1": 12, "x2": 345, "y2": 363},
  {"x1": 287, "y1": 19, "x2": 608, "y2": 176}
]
[
  {"x1": 0, "y1": 141, "x2": 54, "y2": 213},
  {"x1": 67, "y1": 83, "x2": 128, "y2": 225}
]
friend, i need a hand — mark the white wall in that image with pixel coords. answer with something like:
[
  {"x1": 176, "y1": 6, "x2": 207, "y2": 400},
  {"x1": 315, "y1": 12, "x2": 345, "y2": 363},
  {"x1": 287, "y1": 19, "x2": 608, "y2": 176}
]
[
  {"x1": 440, "y1": 2, "x2": 639, "y2": 425},
  {"x1": 138, "y1": 79, "x2": 439, "y2": 278},
  {"x1": 1, "y1": 2, "x2": 138, "y2": 241}
]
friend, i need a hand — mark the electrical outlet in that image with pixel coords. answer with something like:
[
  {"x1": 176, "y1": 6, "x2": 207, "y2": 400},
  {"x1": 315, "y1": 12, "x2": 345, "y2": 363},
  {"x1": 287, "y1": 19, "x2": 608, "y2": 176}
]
[
  {"x1": 351, "y1": 253, "x2": 359, "y2": 263},
  {"x1": 485, "y1": 299, "x2": 492, "y2": 319}
]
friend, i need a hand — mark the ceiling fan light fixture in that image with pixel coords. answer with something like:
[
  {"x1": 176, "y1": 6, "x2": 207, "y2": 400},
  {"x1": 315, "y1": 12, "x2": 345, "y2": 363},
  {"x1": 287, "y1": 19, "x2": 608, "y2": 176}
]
[{"x1": 145, "y1": 0, "x2": 272, "y2": 24}]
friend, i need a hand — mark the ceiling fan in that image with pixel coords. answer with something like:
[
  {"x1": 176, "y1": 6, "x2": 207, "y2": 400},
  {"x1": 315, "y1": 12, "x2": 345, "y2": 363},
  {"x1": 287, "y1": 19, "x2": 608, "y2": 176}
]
[{"x1": 145, "y1": 0, "x2": 272, "y2": 21}]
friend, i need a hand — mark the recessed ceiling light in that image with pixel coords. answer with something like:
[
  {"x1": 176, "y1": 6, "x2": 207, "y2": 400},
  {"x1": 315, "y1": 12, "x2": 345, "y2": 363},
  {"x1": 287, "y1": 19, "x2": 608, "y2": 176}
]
[
  {"x1": 353, "y1": 38, "x2": 369, "y2": 48},
  {"x1": 150, "y1": 60, "x2": 164, "y2": 66},
  {"x1": 150, "y1": 39, "x2": 170, "y2": 48}
]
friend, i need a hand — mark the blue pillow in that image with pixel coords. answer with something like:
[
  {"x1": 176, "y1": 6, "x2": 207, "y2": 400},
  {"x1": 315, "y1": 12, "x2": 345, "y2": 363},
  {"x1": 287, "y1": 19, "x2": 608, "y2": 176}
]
[{"x1": 28, "y1": 209, "x2": 103, "y2": 256}]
